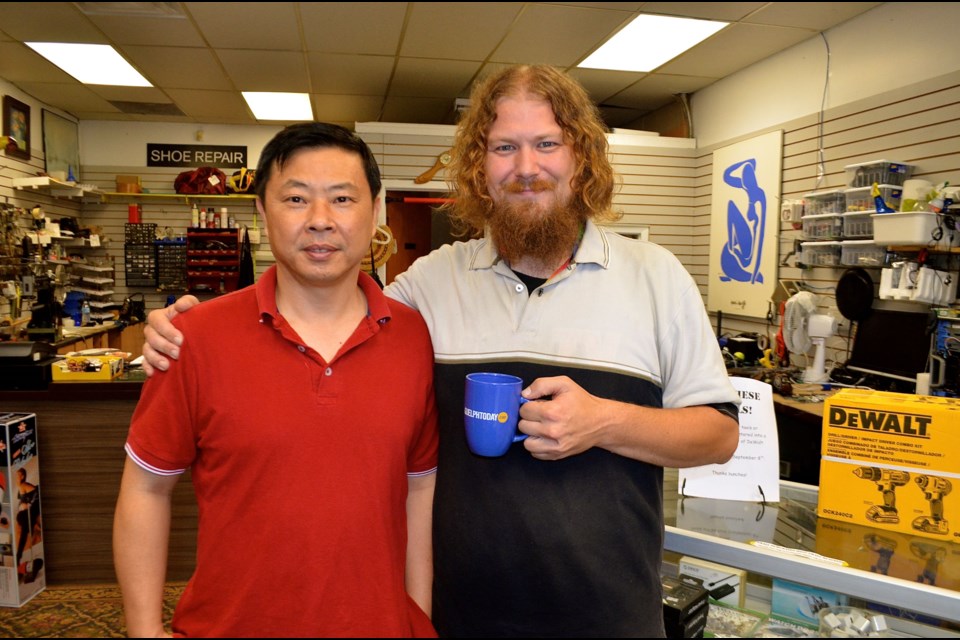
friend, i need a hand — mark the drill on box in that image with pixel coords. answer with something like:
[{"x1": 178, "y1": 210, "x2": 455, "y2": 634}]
[
  {"x1": 853, "y1": 467, "x2": 910, "y2": 524},
  {"x1": 913, "y1": 475, "x2": 952, "y2": 535}
]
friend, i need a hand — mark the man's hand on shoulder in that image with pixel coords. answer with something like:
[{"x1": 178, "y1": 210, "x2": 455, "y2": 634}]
[{"x1": 141, "y1": 295, "x2": 200, "y2": 376}]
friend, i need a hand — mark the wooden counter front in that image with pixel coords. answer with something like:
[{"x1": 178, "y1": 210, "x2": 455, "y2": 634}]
[{"x1": 0, "y1": 381, "x2": 197, "y2": 585}]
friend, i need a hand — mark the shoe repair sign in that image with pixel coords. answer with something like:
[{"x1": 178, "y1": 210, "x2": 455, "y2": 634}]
[{"x1": 148, "y1": 143, "x2": 247, "y2": 168}]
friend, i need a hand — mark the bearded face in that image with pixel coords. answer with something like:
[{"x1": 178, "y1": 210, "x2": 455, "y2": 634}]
[{"x1": 487, "y1": 179, "x2": 586, "y2": 268}]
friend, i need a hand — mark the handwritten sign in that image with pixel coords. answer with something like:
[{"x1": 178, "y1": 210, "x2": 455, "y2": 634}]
[{"x1": 678, "y1": 377, "x2": 780, "y2": 502}]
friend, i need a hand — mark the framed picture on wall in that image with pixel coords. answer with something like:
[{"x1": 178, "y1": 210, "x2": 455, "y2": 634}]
[
  {"x1": 3, "y1": 95, "x2": 31, "y2": 161},
  {"x1": 42, "y1": 110, "x2": 80, "y2": 182}
]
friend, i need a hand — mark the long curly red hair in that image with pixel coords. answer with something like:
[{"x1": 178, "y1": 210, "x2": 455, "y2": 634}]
[{"x1": 445, "y1": 65, "x2": 621, "y2": 236}]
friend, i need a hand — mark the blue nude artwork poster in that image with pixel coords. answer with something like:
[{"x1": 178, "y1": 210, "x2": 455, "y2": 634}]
[{"x1": 708, "y1": 130, "x2": 782, "y2": 319}]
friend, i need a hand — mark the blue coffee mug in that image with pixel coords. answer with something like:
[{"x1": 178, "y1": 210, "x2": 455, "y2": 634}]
[{"x1": 464, "y1": 372, "x2": 529, "y2": 457}]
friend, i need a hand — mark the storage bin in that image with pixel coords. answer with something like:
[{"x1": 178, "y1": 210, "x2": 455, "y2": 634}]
[
  {"x1": 799, "y1": 241, "x2": 841, "y2": 267},
  {"x1": 124, "y1": 223, "x2": 157, "y2": 244},
  {"x1": 844, "y1": 184, "x2": 902, "y2": 212},
  {"x1": 872, "y1": 211, "x2": 960, "y2": 247},
  {"x1": 802, "y1": 189, "x2": 846, "y2": 216},
  {"x1": 839, "y1": 240, "x2": 885, "y2": 267},
  {"x1": 801, "y1": 214, "x2": 843, "y2": 239},
  {"x1": 844, "y1": 160, "x2": 914, "y2": 188},
  {"x1": 841, "y1": 212, "x2": 873, "y2": 238}
]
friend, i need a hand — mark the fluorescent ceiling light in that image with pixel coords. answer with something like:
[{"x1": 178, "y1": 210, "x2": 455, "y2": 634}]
[
  {"x1": 578, "y1": 14, "x2": 728, "y2": 73},
  {"x1": 26, "y1": 42, "x2": 152, "y2": 86},
  {"x1": 242, "y1": 92, "x2": 313, "y2": 121}
]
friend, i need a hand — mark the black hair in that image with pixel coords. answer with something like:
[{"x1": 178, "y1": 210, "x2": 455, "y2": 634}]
[{"x1": 254, "y1": 122, "x2": 381, "y2": 200}]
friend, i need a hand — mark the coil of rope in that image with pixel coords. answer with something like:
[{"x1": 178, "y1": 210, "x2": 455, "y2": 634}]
[{"x1": 361, "y1": 225, "x2": 397, "y2": 286}]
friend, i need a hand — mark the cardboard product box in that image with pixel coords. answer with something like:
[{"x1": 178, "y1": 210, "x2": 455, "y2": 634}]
[
  {"x1": 115, "y1": 174, "x2": 142, "y2": 193},
  {"x1": 662, "y1": 574, "x2": 709, "y2": 638},
  {"x1": 0, "y1": 413, "x2": 46, "y2": 607},
  {"x1": 818, "y1": 389, "x2": 960, "y2": 543},
  {"x1": 815, "y1": 518, "x2": 960, "y2": 594},
  {"x1": 770, "y1": 578, "x2": 847, "y2": 625},
  {"x1": 51, "y1": 355, "x2": 124, "y2": 381}
]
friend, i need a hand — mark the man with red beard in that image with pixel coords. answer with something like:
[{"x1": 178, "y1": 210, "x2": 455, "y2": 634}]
[{"x1": 141, "y1": 65, "x2": 739, "y2": 637}]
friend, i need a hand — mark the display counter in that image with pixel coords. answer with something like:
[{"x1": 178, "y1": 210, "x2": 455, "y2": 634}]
[
  {"x1": 663, "y1": 470, "x2": 960, "y2": 626},
  {"x1": 0, "y1": 377, "x2": 197, "y2": 585}
]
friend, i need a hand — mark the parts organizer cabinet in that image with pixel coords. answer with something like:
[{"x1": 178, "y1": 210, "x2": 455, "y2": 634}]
[{"x1": 186, "y1": 228, "x2": 240, "y2": 294}]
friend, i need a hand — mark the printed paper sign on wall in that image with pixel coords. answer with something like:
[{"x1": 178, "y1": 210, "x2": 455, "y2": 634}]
[{"x1": 707, "y1": 130, "x2": 782, "y2": 319}]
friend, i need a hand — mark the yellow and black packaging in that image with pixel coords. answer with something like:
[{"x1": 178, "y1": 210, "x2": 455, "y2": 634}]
[{"x1": 818, "y1": 389, "x2": 960, "y2": 543}]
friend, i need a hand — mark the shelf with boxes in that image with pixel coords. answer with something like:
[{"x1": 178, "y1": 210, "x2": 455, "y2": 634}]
[{"x1": 186, "y1": 228, "x2": 240, "y2": 294}]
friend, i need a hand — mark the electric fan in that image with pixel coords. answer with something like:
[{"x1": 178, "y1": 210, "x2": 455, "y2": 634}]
[{"x1": 783, "y1": 291, "x2": 838, "y2": 383}]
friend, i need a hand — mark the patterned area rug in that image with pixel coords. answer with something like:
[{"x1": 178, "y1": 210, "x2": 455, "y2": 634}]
[{"x1": 0, "y1": 582, "x2": 184, "y2": 638}]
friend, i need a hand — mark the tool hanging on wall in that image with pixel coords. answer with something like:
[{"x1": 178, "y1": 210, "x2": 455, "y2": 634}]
[{"x1": 414, "y1": 150, "x2": 452, "y2": 184}]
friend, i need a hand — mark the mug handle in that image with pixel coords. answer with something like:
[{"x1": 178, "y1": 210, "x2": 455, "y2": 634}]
[{"x1": 514, "y1": 397, "x2": 530, "y2": 442}]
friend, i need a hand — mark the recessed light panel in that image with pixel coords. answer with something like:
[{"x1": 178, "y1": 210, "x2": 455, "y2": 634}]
[{"x1": 578, "y1": 14, "x2": 728, "y2": 73}]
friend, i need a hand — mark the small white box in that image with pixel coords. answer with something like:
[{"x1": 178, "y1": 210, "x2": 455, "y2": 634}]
[{"x1": 871, "y1": 211, "x2": 960, "y2": 248}]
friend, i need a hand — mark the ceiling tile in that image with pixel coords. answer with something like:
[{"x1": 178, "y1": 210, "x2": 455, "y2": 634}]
[
  {"x1": 657, "y1": 23, "x2": 813, "y2": 77},
  {"x1": 85, "y1": 14, "x2": 205, "y2": 47},
  {"x1": 312, "y1": 94, "x2": 384, "y2": 124},
  {"x1": 604, "y1": 73, "x2": 719, "y2": 108},
  {"x1": 216, "y1": 49, "x2": 309, "y2": 92},
  {"x1": 400, "y1": 2, "x2": 522, "y2": 60},
  {"x1": 639, "y1": 2, "x2": 768, "y2": 22},
  {"x1": 0, "y1": 2, "x2": 105, "y2": 42},
  {"x1": 300, "y1": 2, "x2": 407, "y2": 56},
  {"x1": 183, "y1": 1, "x2": 300, "y2": 50},
  {"x1": 744, "y1": 2, "x2": 883, "y2": 31},
  {"x1": 389, "y1": 58, "x2": 482, "y2": 98},
  {"x1": 123, "y1": 46, "x2": 234, "y2": 91},
  {"x1": 0, "y1": 42, "x2": 76, "y2": 83},
  {"x1": 491, "y1": 3, "x2": 632, "y2": 66},
  {"x1": 165, "y1": 88, "x2": 252, "y2": 121},
  {"x1": 11, "y1": 81, "x2": 119, "y2": 114},
  {"x1": 567, "y1": 68, "x2": 647, "y2": 104},
  {"x1": 307, "y1": 53, "x2": 395, "y2": 95}
]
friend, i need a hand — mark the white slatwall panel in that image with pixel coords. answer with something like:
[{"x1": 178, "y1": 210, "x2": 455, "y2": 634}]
[
  {"x1": 694, "y1": 72, "x2": 960, "y2": 373},
  {"x1": 77, "y1": 166, "x2": 263, "y2": 312},
  {"x1": 1, "y1": 145, "x2": 83, "y2": 321}
]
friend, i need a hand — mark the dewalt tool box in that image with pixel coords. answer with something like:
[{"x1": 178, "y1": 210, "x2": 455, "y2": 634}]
[{"x1": 818, "y1": 389, "x2": 960, "y2": 543}]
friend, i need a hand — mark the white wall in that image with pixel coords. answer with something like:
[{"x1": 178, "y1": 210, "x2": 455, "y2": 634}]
[
  {"x1": 79, "y1": 121, "x2": 282, "y2": 168},
  {"x1": 692, "y1": 2, "x2": 960, "y2": 149}
]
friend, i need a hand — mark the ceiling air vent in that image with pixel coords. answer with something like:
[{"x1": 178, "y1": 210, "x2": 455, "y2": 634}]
[{"x1": 109, "y1": 101, "x2": 185, "y2": 116}]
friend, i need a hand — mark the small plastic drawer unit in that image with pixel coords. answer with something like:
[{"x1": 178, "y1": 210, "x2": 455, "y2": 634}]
[
  {"x1": 844, "y1": 160, "x2": 914, "y2": 188},
  {"x1": 839, "y1": 240, "x2": 886, "y2": 267},
  {"x1": 803, "y1": 189, "x2": 846, "y2": 216},
  {"x1": 841, "y1": 212, "x2": 874, "y2": 238},
  {"x1": 844, "y1": 184, "x2": 902, "y2": 212},
  {"x1": 799, "y1": 241, "x2": 842, "y2": 267},
  {"x1": 802, "y1": 214, "x2": 843, "y2": 239}
]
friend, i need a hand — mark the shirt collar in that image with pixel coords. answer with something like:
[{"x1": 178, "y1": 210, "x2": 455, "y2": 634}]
[
  {"x1": 469, "y1": 219, "x2": 610, "y2": 271},
  {"x1": 255, "y1": 265, "x2": 392, "y2": 324}
]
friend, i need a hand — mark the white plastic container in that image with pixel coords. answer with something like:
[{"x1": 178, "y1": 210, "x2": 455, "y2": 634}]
[
  {"x1": 839, "y1": 240, "x2": 885, "y2": 267},
  {"x1": 844, "y1": 159, "x2": 914, "y2": 188},
  {"x1": 799, "y1": 241, "x2": 841, "y2": 267},
  {"x1": 802, "y1": 189, "x2": 846, "y2": 216},
  {"x1": 871, "y1": 211, "x2": 960, "y2": 248},
  {"x1": 844, "y1": 184, "x2": 902, "y2": 212}
]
